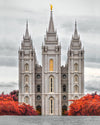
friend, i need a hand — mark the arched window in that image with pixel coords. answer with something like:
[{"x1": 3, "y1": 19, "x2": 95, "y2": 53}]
[
  {"x1": 62, "y1": 105, "x2": 67, "y2": 115},
  {"x1": 74, "y1": 75, "x2": 78, "y2": 83},
  {"x1": 25, "y1": 75, "x2": 29, "y2": 84},
  {"x1": 74, "y1": 96, "x2": 78, "y2": 100},
  {"x1": 37, "y1": 85, "x2": 40, "y2": 92},
  {"x1": 63, "y1": 85, "x2": 66, "y2": 92},
  {"x1": 74, "y1": 63, "x2": 78, "y2": 72},
  {"x1": 25, "y1": 64, "x2": 29, "y2": 72},
  {"x1": 24, "y1": 86, "x2": 29, "y2": 93},
  {"x1": 49, "y1": 76, "x2": 54, "y2": 92},
  {"x1": 49, "y1": 59, "x2": 53, "y2": 71},
  {"x1": 24, "y1": 96, "x2": 29, "y2": 104},
  {"x1": 50, "y1": 97, "x2": 54, "y2": 115},
  {"x1": 74, "y1": 85, "x2": 79, "y2": 93}
]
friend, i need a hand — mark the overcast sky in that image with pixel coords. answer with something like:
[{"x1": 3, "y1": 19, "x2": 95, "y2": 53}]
[{"x1": 0, "y1": 0, "x2": 100, "y2": 94}]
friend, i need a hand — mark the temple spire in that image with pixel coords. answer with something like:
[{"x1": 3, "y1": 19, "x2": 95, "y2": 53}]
[
  {"x1": 73, "y1": 21, "x2": 79, "y2": 38},
  {"x1": 45, "y1": 5, "x2": 58, "y2": 44},
  {"x1": 48, "y1": 5, "x2": 54, "y2": 32},
  {"x1": 70, "y1": 21, "x2": 81, "y2": 50},
  {"x1": 75, "y1": 21, "x2": 77, "y2": 34},
  {"x1": 24, "y1": 21, "x2": 30, "y2": 39}
]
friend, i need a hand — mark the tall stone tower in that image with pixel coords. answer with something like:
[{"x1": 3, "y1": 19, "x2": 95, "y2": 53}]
[
  {"x1": 67, "y1": 21, "x2": 84, "y2": 106},
  {"x1": 18, "y1": 22, "x2": 37, "y2": 108},
  {"x1": 42, "y1": 8, "x2": 61, "y2": 115}
]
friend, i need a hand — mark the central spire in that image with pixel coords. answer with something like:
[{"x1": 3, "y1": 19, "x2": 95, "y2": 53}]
[
  {"x1": 45, "y1": 5, "x2": 58, "y2": 45},
  {"x1": 48, "y1": 5, "x2": 55, "y2": 33}
]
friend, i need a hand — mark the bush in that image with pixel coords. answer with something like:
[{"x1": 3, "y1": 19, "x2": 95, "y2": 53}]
[
  {"x1": 65, "y1": 93, "x2": 100, "y2": 116},
  {"x1": 10, "y1": 90, "x2": 19, "y2": 101},
  {"x1": 0, "y1": 92, "x2": 38, "y2": 115},
  {"x1": 0, "y1": 90, "x2": 19, "y2": 101}
]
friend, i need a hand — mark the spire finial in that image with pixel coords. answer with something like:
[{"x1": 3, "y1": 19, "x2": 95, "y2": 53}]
[
  {"x1": 48, "y1": 5, "x2": 54, "y2": 32},
  {"x1": 75, "y1": 20, "x2": 77, "y2": 33},
  {"x1": 25, "y1": 20, "x2": 29, "y2": 38},
  {"x1": 50, "y1": 4, "x2": 53, "y2": 11},
  {"x1": 73, "y1": 20, "x2": 80, "y2": 39},
  {"x1": 26, "y1": 20, "x2": 28, "y2": 30},
  {"x1": 74, "y1": 20, "x2": 78, "y2": 37}
]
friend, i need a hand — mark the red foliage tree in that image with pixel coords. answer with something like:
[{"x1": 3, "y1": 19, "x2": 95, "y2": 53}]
[
  {"x1": 0, "y1": 90, "x2": 19, "y2": 101},
  {"x1": 0, "y1": 92, "x2": 38, "y2": 115},
  {"x1": 65, "y1": 93, "x2": 100, "y2": 116},
  {"x1": 10, "y1": 90, "x2": 19, "y2": 101},
  {"x1": 18, "y1": 103, "x2": 38, "y2": 115}
]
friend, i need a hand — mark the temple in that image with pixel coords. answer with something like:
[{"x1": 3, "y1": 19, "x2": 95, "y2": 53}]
[{"x1": 18, "y1": 6, "x2": 84, "y2": 115}]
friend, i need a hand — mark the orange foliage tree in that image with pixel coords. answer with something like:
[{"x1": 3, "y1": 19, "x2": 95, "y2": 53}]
[
  {"x1": 0, "y1": 92, "x2": 38, "y2": 115},
  {"x1": 65, "y1": 93, "x2": 100, "y2": 116}
]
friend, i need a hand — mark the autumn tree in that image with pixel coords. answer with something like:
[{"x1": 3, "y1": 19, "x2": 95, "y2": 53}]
[
  {"x1": 0, "y1": 91, "x2": 38, "y2": 115},
  {"x1": 65, "y1": 93, "x2": 100, "y2": 116}
]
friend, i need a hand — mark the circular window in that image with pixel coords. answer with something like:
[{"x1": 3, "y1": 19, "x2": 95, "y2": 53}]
[
  {"x1": 63, "y1": 95, "x2": 66, "y2": 100},
  {"x1": 37, "y1": 74, "x2": 41, "y2": 79},
  {"x1": 37, "y1": 95, "x2": 41, "y2": 100},
  {"x1": 63, "y1": 74, "x2": 66, "y2": 79}
]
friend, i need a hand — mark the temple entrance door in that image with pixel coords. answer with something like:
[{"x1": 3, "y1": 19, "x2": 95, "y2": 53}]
[
  {"x1": 36, "y1": 105, "x2": 41, "y2": 115},
  {"x1": 62, "y1": 105, "x2": 67, "y2": 115}
]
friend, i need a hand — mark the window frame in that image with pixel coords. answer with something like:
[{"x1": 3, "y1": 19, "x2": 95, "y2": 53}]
[
  {"x1": 63, "y1": 85, "x2": 66, "y2": 92},
  {"x1": 49, "y1": 59, "x2": 53, "y2": 71}
]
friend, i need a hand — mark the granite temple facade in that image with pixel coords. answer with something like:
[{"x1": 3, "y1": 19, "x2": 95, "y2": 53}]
[{"x1": 18, "y1": 8, "x2": 84, "y2": 115}]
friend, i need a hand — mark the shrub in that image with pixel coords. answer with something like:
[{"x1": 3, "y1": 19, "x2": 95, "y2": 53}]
[
  {"x1": 0, "y1": 92, "x2": 38, "y2": 115},
  {"x1": 65, "y1": 93, "x2": 100, "y2": 116}
]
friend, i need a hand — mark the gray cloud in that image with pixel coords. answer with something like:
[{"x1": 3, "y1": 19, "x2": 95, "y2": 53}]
[
  {"x1": 0, "y1": 57, "x2": 17, "y2": 67},
  {"x1": 0, "y1": 42, "x2": 17, "y2": 56},
  {"x1": 0, "y1": 15, "x2": 100, "y2": 67},
  {"x1": 0, "y1": 82, "x2": 17, "y2": 87},
  {"x1": 85, "y1": 80, "x2": 100, "y2": 94},
  {"x1": 60, "y1": 16, "x2": 100, "y2": 34},
  {"x1": 0, "y1": 82, "x2": 18, "y2": 94},
  {"x1": 0, "y1": 0, "x2": 100, "y2": 94},
  {"x1": 85, "y1": 59, "x2": 100, "y2": 68}
]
